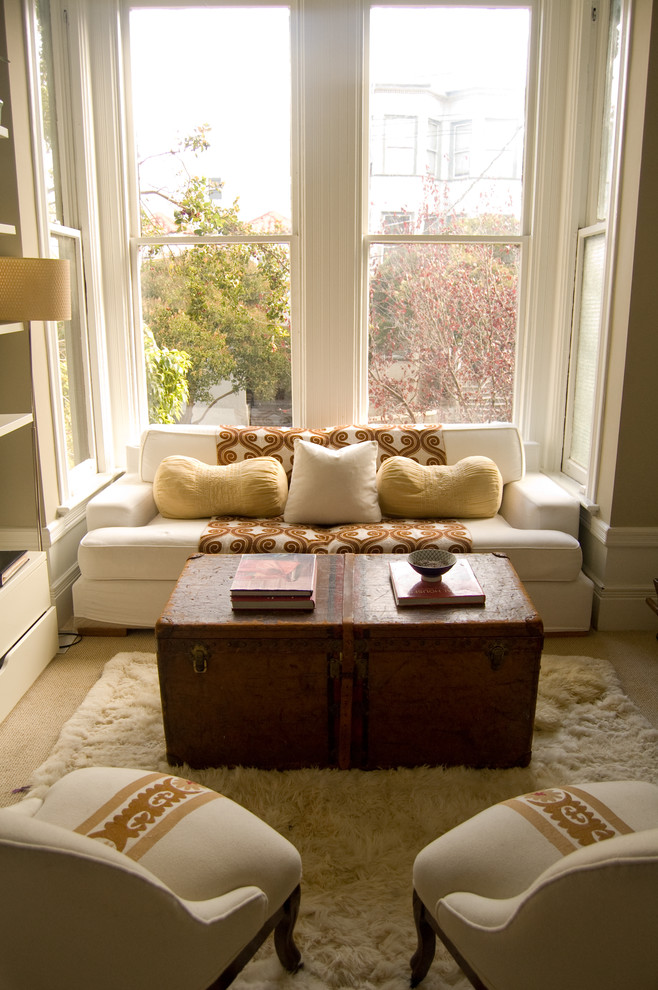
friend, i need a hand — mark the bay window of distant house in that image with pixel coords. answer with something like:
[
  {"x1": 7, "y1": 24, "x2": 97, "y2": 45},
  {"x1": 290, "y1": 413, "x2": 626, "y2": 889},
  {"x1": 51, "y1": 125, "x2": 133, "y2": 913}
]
[
  {"x1": 129, "y1": 5, "x2": 292, "y2": 428},
  {"x1": 367, "y1": 5, "x2": 530, "y2": 425}
]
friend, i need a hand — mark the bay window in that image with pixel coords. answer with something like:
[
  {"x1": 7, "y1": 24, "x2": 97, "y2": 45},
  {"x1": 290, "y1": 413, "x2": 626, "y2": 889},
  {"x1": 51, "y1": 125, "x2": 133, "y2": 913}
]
[{"x1": 24, "y1": 0, "x2": 631, "y2": 501}]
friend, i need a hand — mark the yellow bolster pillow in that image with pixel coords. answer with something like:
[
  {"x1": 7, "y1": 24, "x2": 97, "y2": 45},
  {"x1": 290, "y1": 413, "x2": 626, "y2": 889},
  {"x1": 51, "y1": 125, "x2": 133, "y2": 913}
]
[
  {"x1": 153, "y1": 455, "x2": 289, "y2": 519},
  {"x1": 376, "y1": 455, "x2": 503, "y2": 519}
]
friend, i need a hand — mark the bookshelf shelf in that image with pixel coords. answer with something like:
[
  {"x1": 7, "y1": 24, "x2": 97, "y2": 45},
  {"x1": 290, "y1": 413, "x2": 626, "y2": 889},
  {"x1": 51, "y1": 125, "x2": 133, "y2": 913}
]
[{"x1": 0, "y1": 412, "x2": 33, "y2": 438}]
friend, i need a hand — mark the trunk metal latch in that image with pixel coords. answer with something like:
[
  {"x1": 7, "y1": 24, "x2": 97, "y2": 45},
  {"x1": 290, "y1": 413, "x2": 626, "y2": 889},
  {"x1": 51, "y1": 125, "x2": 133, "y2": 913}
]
[
  {"x1": 191, "y1": 644, "x2": 209, "y2": 674},
  {"x1": 487, "y1": 643, "x2": 507, "y2": 671}
]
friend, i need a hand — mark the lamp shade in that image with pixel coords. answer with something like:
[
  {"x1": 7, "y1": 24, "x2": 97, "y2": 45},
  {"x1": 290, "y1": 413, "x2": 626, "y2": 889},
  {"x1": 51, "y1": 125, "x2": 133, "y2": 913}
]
[{"x1": 0, "y1": 257, "x2": 71, "y2": 321}]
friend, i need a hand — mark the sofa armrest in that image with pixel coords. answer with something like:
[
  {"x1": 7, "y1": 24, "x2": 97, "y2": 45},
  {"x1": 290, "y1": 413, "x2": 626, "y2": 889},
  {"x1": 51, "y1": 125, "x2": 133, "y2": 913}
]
[
  {"x1": 500, "y1": 473, "x2": 580, "y2": 539},
  {"x1": 86, "y1": 474, "x2": 158, "y2": 531}
]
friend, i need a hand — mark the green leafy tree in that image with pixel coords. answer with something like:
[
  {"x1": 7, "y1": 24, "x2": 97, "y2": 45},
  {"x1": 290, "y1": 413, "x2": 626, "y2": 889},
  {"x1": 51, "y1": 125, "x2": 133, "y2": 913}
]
[
  {"x1": 139, "y1": 127, "x2": 290, "y2": 424},
  {"x1": 143, "y1": 327, "x2": 191, "y2": 424}
]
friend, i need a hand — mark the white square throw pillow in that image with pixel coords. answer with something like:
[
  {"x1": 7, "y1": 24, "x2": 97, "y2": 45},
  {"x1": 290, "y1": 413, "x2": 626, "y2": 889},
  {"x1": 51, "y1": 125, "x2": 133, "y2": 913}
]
[{"x1": 284, "y1": 439, "x2": 382, "y2": 524}]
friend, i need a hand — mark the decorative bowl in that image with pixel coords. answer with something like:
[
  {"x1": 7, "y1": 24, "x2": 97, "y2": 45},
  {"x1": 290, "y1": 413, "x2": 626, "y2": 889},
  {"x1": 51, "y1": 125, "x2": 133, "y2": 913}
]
[{"x1": 408, "y1": 549, "x2": 456, "y2": 582}]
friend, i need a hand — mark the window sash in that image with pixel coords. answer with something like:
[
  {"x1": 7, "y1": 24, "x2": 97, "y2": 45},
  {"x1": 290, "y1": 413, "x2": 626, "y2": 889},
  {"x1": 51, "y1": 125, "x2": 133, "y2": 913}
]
[
  {"x1": 562, "y1": 225, "x2": 606, "y2": 485},
  {"x1": 48, "y1": 226, "x2": 97, "y2": 502}
]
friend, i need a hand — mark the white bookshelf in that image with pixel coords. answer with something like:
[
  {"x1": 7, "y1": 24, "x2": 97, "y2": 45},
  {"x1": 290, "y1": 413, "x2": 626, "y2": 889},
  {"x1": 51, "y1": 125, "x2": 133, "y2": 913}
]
[{"x1": 0, "y1": 88, "x2": 58, "y2": 723}]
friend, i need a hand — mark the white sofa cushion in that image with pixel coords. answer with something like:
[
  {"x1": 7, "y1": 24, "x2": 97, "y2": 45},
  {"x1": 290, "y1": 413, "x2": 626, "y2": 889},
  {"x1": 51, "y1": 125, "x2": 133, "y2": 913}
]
[
  {"x1": 466, "y1": 515, "x2": 583, "y2": 582},
  {"x1": 442, "y1": 423, "x2": 524, "y2": 484},
  {"x1": 284, "y1": 440, "x2": 382, "y2": 524},
  {"x1": 77, "y1": 520, "x2": 206, "y2": 580},
  {"x1": 140, "y1": 424, "x2": 219, "y2": 483}
]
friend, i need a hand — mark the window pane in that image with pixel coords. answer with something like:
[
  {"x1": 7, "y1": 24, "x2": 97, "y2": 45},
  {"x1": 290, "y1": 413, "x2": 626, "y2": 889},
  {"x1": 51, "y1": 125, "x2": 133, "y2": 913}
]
[
  {"x1": 567, "y1": 232, "x2": 605, "y2": 471},
  {"x1": 51, "y1": 233, "x2": 93, "y2": 469},
  {"x1": 368, "y1": 242, "x2": 519, "y2": 423},
  {"x1": 130, "y1": 6, "x2": 292, "y2": 427},
  {"x1": 36, "y1": 0, "x2": 64, "y2": 225},
  {"x1": 140, "y1": 242, "x2": 291, "y2": 426},
  {"x1": 597, "y1": 0, "x2": 622, "y2": 221},
  {"x1": 369, "y1": 6, "x2": 530, "y2": 235},
  {"x1": 130, "y1": 7, "x2": 291, "y2": 235}
]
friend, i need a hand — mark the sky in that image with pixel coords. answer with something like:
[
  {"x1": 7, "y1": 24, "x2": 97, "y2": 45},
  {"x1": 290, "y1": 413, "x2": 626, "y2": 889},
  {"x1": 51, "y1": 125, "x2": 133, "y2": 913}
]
[{"x1": 129, "y1": 5, "x2": 530, "y2": 225}]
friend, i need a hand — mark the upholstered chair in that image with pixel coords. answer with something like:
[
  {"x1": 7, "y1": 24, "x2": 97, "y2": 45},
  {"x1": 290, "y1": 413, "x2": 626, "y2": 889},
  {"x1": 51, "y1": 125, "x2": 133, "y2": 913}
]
[
  {"x1": 0, "y1": 766, "x2": 303, "y2": 989},
  {"x1": 411, "y1": 780, "x2": 658, "y2": 990}
]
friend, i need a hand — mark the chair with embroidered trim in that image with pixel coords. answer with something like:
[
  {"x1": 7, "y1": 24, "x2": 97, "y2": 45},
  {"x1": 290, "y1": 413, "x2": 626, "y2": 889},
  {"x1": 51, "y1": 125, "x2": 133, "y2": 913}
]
[
  {"x1": 0, "y1": 766, "x2": 303, "y2": 990},
  {"x1": 410, "y1": 780, "x2": 658, "y2": 990}
]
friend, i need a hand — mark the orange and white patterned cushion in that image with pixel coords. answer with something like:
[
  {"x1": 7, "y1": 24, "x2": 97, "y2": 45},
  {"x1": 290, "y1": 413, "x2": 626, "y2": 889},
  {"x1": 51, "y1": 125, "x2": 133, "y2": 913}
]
[
  {"x1": 198, "y1": 516, "x2": 473, "y2": 554},
  {"x1": 215, "y1": 424, "x2": 448, "y2": 478}
]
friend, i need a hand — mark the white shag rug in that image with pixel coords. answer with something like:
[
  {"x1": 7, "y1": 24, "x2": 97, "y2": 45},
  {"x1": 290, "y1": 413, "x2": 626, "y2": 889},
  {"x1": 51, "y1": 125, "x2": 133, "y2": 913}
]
[{"x1": 27, "y1": 653, "x2": 658, "y2": 990}]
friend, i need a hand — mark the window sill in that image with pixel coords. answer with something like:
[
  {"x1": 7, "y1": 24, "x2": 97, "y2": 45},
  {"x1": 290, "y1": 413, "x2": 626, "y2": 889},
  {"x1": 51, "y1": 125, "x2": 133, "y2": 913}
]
[
  {"x1": 544, "y1": 471, "x2": 600, "y2": 515},
  {"x1": 42, "y1": 470, "x2": 125, "y2": 548}
]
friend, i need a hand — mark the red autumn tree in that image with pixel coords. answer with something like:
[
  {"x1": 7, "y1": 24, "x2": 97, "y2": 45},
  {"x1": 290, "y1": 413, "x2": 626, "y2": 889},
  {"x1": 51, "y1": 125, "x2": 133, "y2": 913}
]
[{"x1": 368, "y1": 177, "x2": 519, "y2": 423}]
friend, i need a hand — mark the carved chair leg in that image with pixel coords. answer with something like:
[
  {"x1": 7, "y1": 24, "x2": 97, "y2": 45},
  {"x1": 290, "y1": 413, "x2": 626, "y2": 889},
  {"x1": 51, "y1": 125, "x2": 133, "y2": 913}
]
[
  {"x1": 410, "y1": 889, "x2": 436, "y2": 988},
  {"x1": 274, "y1": 884, "x2": 303, "y2": 973},
  {"x1": 210, "y1": 884, "x2": 303, "y2": 989}
]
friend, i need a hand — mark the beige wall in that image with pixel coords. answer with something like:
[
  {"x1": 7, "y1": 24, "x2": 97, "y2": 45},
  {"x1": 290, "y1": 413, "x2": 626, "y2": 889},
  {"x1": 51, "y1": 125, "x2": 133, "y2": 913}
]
[{"x1": 611, "y1": 0, "x2": 658, "y2": 528}]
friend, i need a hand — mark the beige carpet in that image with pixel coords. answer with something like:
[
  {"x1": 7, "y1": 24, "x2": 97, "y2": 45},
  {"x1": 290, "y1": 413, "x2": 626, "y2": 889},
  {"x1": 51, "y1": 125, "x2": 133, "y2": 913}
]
[{"x1": 22, "y1": 651, "x2": 658, "y2": 990}]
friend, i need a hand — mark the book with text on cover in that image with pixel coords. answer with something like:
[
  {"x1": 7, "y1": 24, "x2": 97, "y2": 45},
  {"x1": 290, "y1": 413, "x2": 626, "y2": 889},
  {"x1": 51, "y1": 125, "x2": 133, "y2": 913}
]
[
  {"x1": 231, "y1": 553, "x2": 317, "y2": 598},
  {"x1": 389, "y1": 557, "x2": 485, "y2": 607}
]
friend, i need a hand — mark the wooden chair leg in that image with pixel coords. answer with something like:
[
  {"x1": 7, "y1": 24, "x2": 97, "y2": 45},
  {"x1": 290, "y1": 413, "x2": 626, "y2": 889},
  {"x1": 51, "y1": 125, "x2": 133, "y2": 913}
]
[
  {"x1": 274, "y1": 884, "x2": 303, "y2": 973},
  {"x1": 210, "y1": 884, "x2": 303, "y2": 989},
  {"x1": 410, "y1": 889, "x2": 436, "y2": 987},
  {"x1": 410, "y1": 888, "x2": 490, "y2": 990}
]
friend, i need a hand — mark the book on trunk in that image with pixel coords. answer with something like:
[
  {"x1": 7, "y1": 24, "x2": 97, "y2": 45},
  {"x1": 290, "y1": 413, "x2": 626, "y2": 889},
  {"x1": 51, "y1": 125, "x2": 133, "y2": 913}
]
[
  {"x1": 0, "y1": 549, "x2": 29, "y2": 587},
  {"x1": 230, "y1": 592, "x2": 317, "y2": 611},
  {"x1": 231, "y1": 553, "x2": 317, "y2": 609},
  {"x1": 389, "y1": 557, "x2": 485, "y2": 607}
]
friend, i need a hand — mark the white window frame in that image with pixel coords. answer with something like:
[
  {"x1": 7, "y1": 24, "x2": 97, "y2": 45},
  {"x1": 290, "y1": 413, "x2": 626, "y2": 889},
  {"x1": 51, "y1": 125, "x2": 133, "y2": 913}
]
[
  {"x1": 364, "y1": 1, "x2": 536, "y2": 429},
  {"x1": 123, "y1": 2, "x2": 298, "y2": 430},
  {"x1": 562, "y1": 222, "x2": 606, "y2": 485},
  {"x1": 559, "y1": 0, "x2": 629, "y2": 501},
  {"x1": 23, "y1": 0, "x2": 637, "y2": 481},
  {"x1": 24, "y1": 0, "x2": 115, "y2": 508},
  {"x1": 47, "y1": 224, "x2": 97, "y2": 496}
]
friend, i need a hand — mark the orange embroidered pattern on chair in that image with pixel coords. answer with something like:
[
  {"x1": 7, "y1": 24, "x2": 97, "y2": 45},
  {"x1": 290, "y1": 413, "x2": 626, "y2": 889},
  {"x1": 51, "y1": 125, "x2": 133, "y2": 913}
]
[
  {"x1": 74, "y1": 773, "x2": 221, "y2": 861},
  {"x1": 504, "y1": 786, "x2": 634, "y2": 855}
]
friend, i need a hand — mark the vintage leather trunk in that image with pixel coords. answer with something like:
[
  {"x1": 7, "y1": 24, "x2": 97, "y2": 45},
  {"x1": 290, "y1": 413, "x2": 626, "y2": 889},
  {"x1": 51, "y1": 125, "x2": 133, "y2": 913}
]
[
  {"x1": 156, "y1": 553, "x2": 346, "y2": 769},
  {"x1": 347, "y1": 554, "x2": 544, "y2": 770},
  {"x1": 156, "y1": 553, "x2": 543, "y2": 770}
]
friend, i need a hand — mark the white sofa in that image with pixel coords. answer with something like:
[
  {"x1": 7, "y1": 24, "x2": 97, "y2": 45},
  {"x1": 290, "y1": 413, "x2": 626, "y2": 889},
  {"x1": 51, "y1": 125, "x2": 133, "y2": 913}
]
[{"x1": 72, "y1": 423, "x2": 593, "y2": 633}]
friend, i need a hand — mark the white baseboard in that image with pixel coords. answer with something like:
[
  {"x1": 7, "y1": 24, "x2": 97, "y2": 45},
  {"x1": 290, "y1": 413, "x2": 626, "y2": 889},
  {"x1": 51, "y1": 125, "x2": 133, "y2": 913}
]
[{"x1": 580, "y1": 517, "x2": 658, "y2": 630}]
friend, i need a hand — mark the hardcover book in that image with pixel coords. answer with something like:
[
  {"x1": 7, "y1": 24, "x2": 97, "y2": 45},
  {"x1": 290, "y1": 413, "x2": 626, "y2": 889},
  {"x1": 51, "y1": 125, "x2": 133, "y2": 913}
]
[
  {"x1": 230, "y1": 553, "x2": 317, "y2": 598},
  {"x1": 0, "y1": 549, "x2": 29, "y2": 587},
  {"x1": 231, "y1": 592, "x2": 316, "y2": 611},
  {"x1": 389, "y1": 557, "x2": 485, "y2": 607}
]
